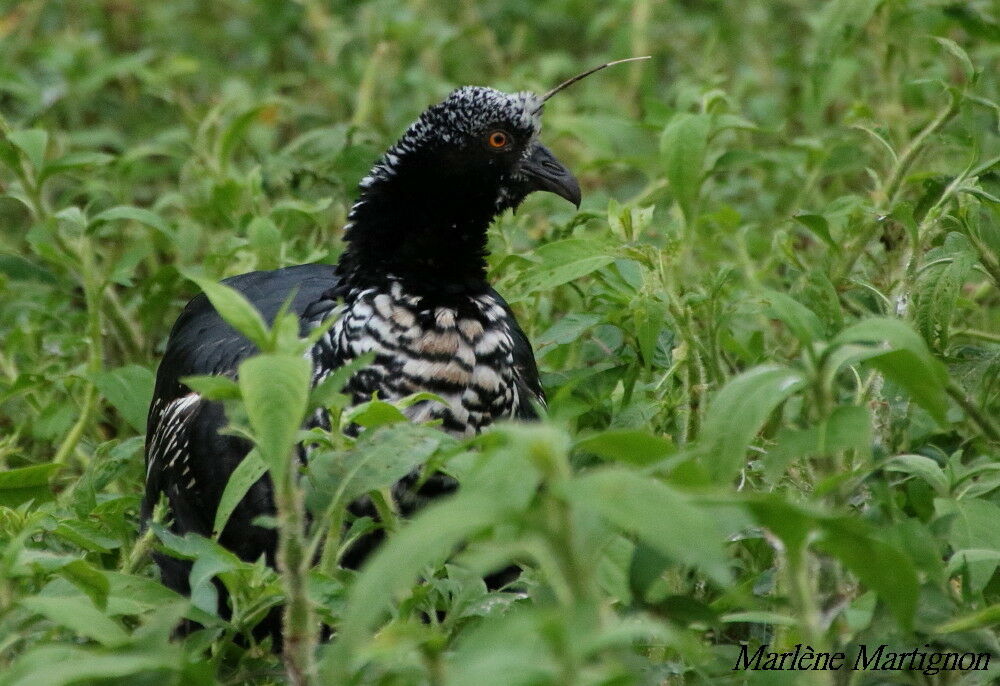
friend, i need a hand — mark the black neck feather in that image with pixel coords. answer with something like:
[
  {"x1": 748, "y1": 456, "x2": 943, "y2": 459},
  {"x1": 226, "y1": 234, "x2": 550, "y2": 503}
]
[{"x1": 336, "y1": 158, "x2": 501, "y2": 294}]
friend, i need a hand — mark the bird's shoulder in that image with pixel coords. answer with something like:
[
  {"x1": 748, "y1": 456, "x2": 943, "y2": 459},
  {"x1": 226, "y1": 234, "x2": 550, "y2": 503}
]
[{"x1": 152, "y1": 263, "x2": 341, "y2": 406}]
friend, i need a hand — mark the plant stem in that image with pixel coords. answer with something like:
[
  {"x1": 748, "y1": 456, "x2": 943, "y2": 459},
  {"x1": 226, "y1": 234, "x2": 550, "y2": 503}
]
[
  {"x1": 274, "y1": 458, "x2": 317, "y2": 686},
  {"x1": 946, "y1": 379, "x2": 1000, "y2": 443},
  {"x1": 882, "y1": 89, "x2": 960, "y2": 207},
  {"x1": 53, "y1": 239, "x2": 104, "y2": 467}
]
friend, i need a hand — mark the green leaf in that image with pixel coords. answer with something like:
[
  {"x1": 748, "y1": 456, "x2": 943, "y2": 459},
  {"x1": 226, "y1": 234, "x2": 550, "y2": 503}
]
[
  {"x1": 761, "y1": 289, "x2": 825, "y2": 345},
  {"x1": 93, "y1": 205, "x2": 170, "y2": 238},
  {"x1": 947, "y1": 549, "x2": 1000, "y2": 594},
  {"x1": 0, "y1": 464, "x2": 58, "y2": 507},
  {"x1": 212, "y1": 449, "x2": 268, "y2": 538},
  {"x1": 19, "y1": 596, "x2": 128, "y2": 646},
  {"x1": 765, "y1": 405, "x2": 871, "y2": 482},
  {"x1": 182, "y1": 270, "x2": 270, "y2": 351},
  {"x1": 307, "y1": 424, "x2": 445, "y2": 512},
  {"x1": 92, "y1": 365, "x2": 155, "y2": 432},
  {"x1": 40, "y1": 151, "x2": 114, "y2": 181},
  {"x1": 7, "y1": 128, "x2": 48, "y2": 171},
  {"x1": 342, "y1": 398, "x2": 409, "y2": 429},
  {"x1": 575, "y1": 429, "x2": 674, "y2": 466},
  {"x1": 0, "y1": 254, "x2": 59, "y2": 284},
  {"x1": 219, "y1": 103, "x2": 274, "y2": 167},
  {"x1": 337, "y1": 492, "x2": 502, "y2": 648},
  {"x1": 817, "y1": 520, "x2": 918, "y2": 631},
  {"x1": 660, "y1": 113, "x2": 710, "y2": 224},
  {"x1": 515, "y1": 238, "x2": 616, "y2": 297},
  {"x1": 310, "y1": 352, "x2": 375, "y2": 407},
  {"x1": 936, "y1": 498, "x2": 1000, "y2": 553},
  {"x1": 238, "y1": 353, "x2": 311, "y2": 470},
  {"x1": 2, "y1": 644, "x2": 183, "y2": 686},
  {"x1": 700, "y1": 365, "x2": 807, "y2": 482},
  {"x1": 793, "y1": 213, "x2": 837, "y2": 250},
  {"x1": 180, "y1": 374, "x2": 241, "y2": 401},
  {"x1": 832, "y1": 317, "x2": 949, "y2": 423},
  {"x1": 933, "y1": 36, "x2": 976, "y2": 83},
  {"x1": 883, "y1": 454, "x2": 949, "y2": 496},
  {"x1": 563, "y1": 469, "x2": 731, "y2": 583},
  {"x1": 57, "y1": 559, "x2": 110, "y2": 611}
]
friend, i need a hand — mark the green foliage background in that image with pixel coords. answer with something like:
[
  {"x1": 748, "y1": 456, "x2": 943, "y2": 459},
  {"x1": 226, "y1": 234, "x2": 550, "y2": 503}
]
[{"x1": 1, "y1": 1, "x2": 999, "y2": 684}]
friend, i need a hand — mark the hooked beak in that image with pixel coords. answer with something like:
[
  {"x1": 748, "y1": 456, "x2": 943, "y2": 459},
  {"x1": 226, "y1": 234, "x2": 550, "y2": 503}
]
[{"x1": 520, "y1": 144, "x2": 581, "y2": 208}]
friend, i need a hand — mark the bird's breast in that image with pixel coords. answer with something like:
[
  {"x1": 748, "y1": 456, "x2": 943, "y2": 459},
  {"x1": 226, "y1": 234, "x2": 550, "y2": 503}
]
[{"x1": 316, "y1": 281, "x2": 519, "y2": 436}]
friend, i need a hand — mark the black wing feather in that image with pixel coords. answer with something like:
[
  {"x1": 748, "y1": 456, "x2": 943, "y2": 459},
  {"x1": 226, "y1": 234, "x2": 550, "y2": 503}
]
[{"x1": 143, "y1": 264, "x2": 339, "y2": 582}]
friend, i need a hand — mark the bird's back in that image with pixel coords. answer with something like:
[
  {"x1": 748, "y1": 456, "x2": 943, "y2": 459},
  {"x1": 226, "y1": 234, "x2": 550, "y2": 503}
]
[{"x1": 142, "y1": 264, "x2": 340, "y2": 582}]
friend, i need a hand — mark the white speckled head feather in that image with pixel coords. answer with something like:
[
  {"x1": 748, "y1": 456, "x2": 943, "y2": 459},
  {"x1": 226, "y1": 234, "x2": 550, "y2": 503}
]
[{"x1": 359, "y1": 87, "x2": 543, "y2": 188}]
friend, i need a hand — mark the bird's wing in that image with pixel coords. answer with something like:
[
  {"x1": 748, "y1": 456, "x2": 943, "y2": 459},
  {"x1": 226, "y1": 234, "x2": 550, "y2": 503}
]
[
  {"x1": 143, "y1": 264, "x2": 340, "y2": 554},
  {"x1": 487, "y1": 287, "x2": 545, "y2": 418}
]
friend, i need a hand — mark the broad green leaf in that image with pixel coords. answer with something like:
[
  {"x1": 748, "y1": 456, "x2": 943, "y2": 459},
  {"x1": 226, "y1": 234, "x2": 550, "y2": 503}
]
[
  {"x1": 761, "y1": 289, "x2": 825, "y2": 345},
  {"x1": 933, "y1": 36, "x2": 976, "y2": 83},
  {"x1": 40, "y1": 151, "x2": 114, "y2": 181},
  {"x1": 765, "y1": 405, "x2": 871, "y2": 481},
  {"x1": 93, "y1": 205, "x2": 170, "y2": 238},
  {"x1": 817, "y1": 520, "x2": 918, "y2": 631},
  {"x1": 342, "y1": 398, "x2": 409, "y2": 429},
  {"x1": 58, "y1": 559, "x2": 110, "y2": 611},
  {"x1": 183, "y1": 270, "x2": 270, "y2": 351},
  {"x1": 92, "y1": 365, "x2": 155, "y2": 432},
  {"x1": 0, "y1": 464, "x2": 58, "y2": 507},
  {"x1": 212, "y1": 450, "x2": 268, "y2": 538},
  {"x1": 238, "y1": 353, "x2": 311, "y2": 470},
  {"x1": 310, "y1": 352, "x2": 375, "y2": 407},
  {"x1": 832, "y1": 317, "x2": 949, "y2": 423},
  {"x1": 947, "y1": 549, "x2": 1000, "y2": 594},
  {"x1": 52, "y1": 520, "x2": 121, "y2": 553},
  {"x1": 516, "y1": 238, "x2": 616, "y2": 296},
  {"x1": 575, "y1": 429, "x2": 674, "y2": 466},
  {"x1": 307, "y1": 424, "x2": 444, "y2": 512},
  {"x1": 660, "y1": 113, "x2": 710, "y2": 224},
  {"x1": 564, "y1": 469, "x2": 730, "y2": 583},
  {"x1": 7, "y1": 128, "x2": 48, "y2": 170},
  {"x1": 2, "y1": 644, "x2": 183, "y2": 686},
  {"x1": 883, "y1": 454, "x2": 949, "y2": 496},
  {"x1": 19, "y1": 596, "x2": 128, "y2": 646},
  {"x1": 744, "y1": 496, "x2": 822, "y2": 556},
  {"x1": 0, "y1": 254, "x2": 59, "y2": 284},
  {"x1": 793, "y1": 213, "x2": 837, "y2": 250},
  {"x1": 700, "y1": 365, "x2": 807, "y2": 482},
  {"x1": 219, "y1": 103, "x2": 275, "y2": 167},
  {"x1": 936, "y1": 498, "x2": 1000, "y2": 553},
  {"x1": 180, "y1": 374, "x2": 240, "y2": 401},
  {"x1": 337, "y1": 492, "x2": 502, "y2": 647}
]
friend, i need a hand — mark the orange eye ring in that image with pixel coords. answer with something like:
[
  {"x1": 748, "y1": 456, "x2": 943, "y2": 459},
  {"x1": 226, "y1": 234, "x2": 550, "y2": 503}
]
[{"x1": 487, "y1": 130, "x2": 510, "y2": 149}]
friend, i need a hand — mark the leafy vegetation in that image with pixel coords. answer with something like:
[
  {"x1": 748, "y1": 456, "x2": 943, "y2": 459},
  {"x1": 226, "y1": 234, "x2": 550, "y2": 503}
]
[{"x1": 1, "y1": 1, "x2": 999, "y2": 684}]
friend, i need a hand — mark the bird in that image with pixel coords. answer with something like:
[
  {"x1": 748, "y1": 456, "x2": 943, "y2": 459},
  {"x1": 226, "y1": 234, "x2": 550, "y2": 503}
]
[{"x1": 141, "y1": 58, "x2": 649, "y2": 626}]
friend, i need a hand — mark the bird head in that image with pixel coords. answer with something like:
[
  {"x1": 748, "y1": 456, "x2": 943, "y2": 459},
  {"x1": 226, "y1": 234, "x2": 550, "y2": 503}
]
[
  {"x1": 360, "y1": 86, "x2": 579, "y2": 215},
  {"x1": 341, "y1": 58, "x2": 649, "y2": 287}
]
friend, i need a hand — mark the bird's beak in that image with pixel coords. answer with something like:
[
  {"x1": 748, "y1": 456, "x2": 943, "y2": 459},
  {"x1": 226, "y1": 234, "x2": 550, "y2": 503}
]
[{"x1": 520, "y1": 144, "x2": 581, "y2": 208}]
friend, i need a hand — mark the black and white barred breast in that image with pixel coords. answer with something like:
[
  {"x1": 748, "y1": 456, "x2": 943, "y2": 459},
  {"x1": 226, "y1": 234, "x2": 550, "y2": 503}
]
[{"x1": 307, "y1": 279, "x2": 542, "y2": 436}]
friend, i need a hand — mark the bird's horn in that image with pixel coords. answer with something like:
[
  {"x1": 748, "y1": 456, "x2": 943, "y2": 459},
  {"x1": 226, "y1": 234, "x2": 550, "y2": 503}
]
[{"x1": 533, "y1": 56, "x2": 651, "y2": 112}]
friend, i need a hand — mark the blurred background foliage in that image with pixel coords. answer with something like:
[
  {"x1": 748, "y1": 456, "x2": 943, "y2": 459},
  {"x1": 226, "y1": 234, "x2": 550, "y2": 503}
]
[{"x1": 0, "y1": 0, "x2": 999, "y2": 684}]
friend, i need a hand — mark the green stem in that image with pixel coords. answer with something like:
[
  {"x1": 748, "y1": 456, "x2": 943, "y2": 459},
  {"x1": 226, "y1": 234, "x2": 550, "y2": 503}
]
[
  {"x1": 53, "y1": 239, "x2": 104, "y2": 467},
  {"x1": 952, "y1": 328, "x2": 1000, "y2": 344},
  {"x1": 883, "y1": 89, "x2": 961, "y2": 207},
  {"x1": 946, "y1": 379, "x2": 1000, "y2": 443},
  {"x1": 273, "y1": 458, "x2": 317, "y2": 686}
]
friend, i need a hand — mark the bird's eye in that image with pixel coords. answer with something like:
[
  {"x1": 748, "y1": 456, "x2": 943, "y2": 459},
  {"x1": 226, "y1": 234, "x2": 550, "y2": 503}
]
[{"x1": 487, "y1": 130, "x2": 510, "y2": 149}]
